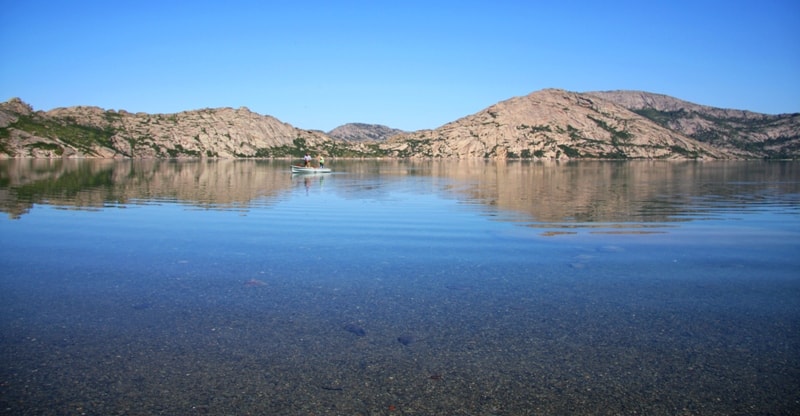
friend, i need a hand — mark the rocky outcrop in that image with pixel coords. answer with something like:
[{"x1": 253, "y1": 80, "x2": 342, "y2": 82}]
[
  {"x1": 0, "y1": 98, "x2": 32, "y2": 127},
  {"x1": 327, "y1": 123, "x2": 405, "y2": 142},
  {"x1": 378, "y1": 89, "x2": 728, "y2": 159}
]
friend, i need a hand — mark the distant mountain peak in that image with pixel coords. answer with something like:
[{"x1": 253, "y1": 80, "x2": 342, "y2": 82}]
[{"x1": 327, "y1": 123, "x2": 406, "y2": 142}]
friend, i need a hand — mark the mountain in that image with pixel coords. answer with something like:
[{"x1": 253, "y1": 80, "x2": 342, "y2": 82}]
[
  {"x1": 0, "y1": 98, "x2": 373, "y2": 159},
  {"x1": 586, "y1": 90, "x2": 800, "y2": 158},
  {"x1": 327, "y1": 123, "x2": 406, "y2": 142},
  {"x1": 1, "y1": 89, "x2": 797, "y2": 159},
  {"x1": 377, "y1": 89, "x2": 728, "y2": 159}
]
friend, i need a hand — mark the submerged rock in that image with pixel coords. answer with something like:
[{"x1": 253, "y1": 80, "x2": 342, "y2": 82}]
[
  {"x1": 397, "y1": 335, "x2": 415, "y2": 345},
  {"x1": 344, "y1": 324, "x2": 366, "y2": 336}
]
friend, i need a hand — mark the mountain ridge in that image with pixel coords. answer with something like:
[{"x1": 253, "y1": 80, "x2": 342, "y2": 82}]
[
  {"x1": 379, "y1": 89, "x2": 726, "y2": 159},
  {"x1": 1, "y1": 89, "x2": 797, "y2": 159}
]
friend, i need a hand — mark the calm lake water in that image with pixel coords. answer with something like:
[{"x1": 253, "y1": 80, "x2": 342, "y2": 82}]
[{"x1": 1, "y1": 159, "x2": 799, "y2": 415}]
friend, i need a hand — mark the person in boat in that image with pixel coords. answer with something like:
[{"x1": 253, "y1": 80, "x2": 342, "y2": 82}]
[
  {"x1": 318, "y1": 155, "x2": 325, "y2": 169},
  {"x1": 303, "y1": 153, "x2": 311, "y2": 167}
]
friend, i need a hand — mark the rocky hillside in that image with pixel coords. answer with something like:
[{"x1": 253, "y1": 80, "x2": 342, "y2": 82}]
[
  {"x1": 1, "y1": 89, "x2": 797, "y2": 159},
  {"x1": 587, "y1": 90, "x2": 800, "y2": 158},
  {"x1": 0, "y1": 98, "x2": 374, "y2": 159},
  {"x1": 327, "y1": 123, "x2": 405, "y2": 142},
  {"x1": 377, "y1": 89, "x2": 728, "y2": 159}
]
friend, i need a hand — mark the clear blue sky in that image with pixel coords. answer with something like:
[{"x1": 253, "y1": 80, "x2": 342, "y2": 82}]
[{"x1": 1, "y1": 0, "x2": 798, "y2": 131}]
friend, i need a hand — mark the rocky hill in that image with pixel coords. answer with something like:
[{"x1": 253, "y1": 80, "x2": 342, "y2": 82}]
[
  {"x1": 377, "y1": 89, "x2": 728, "y2": 159},
  {"x1": 327, "y1": 123, "x2": 405, "y2": 142},
  {"x1": 586, "y1": 90, "x2": 799, "y2": 158},
  {"x1": 0, "y1": 98, "x2": 375, "y2": 159},
  {"x1": 1, "y1": 89, "x2": 797, "y2": 159}
]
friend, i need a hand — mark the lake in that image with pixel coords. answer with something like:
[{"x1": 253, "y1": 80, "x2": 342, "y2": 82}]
[{"x1": 1, "y1": 159, "x2": 799, "y2": 415}]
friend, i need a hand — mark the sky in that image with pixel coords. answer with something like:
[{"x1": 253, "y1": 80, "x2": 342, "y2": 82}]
[{"x1": 1, "y1": 0, "x2": 798, "y2": 132}]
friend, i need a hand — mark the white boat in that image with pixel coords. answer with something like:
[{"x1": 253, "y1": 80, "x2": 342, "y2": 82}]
[{"x1": 291, "y1": 165, "x2": 332, "y2": 174}]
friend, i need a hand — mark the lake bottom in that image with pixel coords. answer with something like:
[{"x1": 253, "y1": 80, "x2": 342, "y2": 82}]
[{"x1": 2, "y1": 232, "x2": 798, "y2": 415}]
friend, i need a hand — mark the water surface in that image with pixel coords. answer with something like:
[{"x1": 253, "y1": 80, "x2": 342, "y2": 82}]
[{"x1": 1, "y1": 159, "x2": 799, "y2": 415}]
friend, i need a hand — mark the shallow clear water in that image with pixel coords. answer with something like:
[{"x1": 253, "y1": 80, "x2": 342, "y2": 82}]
[{"x1": 1, "y1": 159, "x2": 799, "y2": 415}]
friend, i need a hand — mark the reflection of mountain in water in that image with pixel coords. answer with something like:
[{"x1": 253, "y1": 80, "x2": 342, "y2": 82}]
[
  {"x1": 1, "y1": 159, "x2": 797, "y2": 223},
  {"x1": 323, "y1": 160, "x2": 799, "y2": 224},
  {"x1": 0, "y1": 159, "x2": 294, "y2": 219},
  {"x1": 429, "y1": 160, "x2": 800, "y2": 223}
]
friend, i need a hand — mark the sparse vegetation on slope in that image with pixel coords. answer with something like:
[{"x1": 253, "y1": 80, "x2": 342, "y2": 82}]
[{"x1": 589, "y1": 90, "x2": 798, "y2": 159}]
